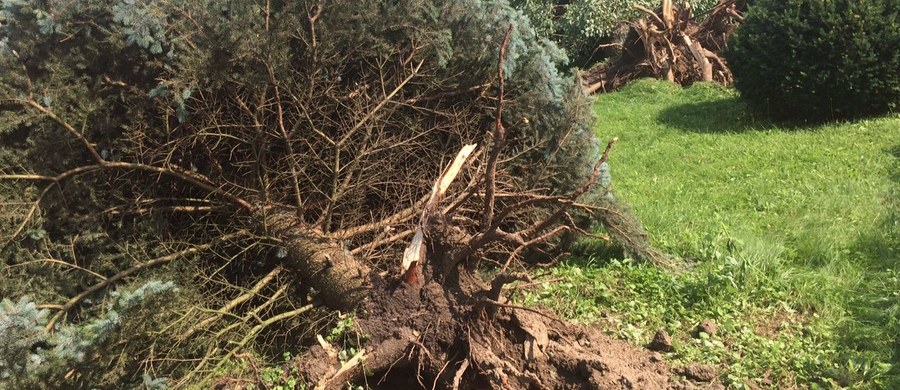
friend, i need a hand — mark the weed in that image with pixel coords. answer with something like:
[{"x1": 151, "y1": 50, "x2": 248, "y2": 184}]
[{"x1": 259, "y1": 351, "x2": 301, "y2": 390}]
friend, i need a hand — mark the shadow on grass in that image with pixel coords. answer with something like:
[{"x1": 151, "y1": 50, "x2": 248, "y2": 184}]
[
  {"x1": 568, "y1": 238, "x2": 627, "y2": 266},
  {"x1": 653, "y1": 95, "x2": 838, "y2": 133},
  {"x1": 855, "y1": 143, "x2": 900, "y2": 273},
  {"x1": 656, "y1": 95, "x2": 894, "y2": 133},
  {"x1": 839, "y1": 143, "x2": 900, "y2": 386},
  {"x1": 655, "y1": 96, "x2": 768, "y2": 133}
]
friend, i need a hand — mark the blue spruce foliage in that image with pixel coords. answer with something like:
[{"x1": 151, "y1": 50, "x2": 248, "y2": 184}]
[{"x1": 0, "y1": 281, "x2": 177, "y2": 387}]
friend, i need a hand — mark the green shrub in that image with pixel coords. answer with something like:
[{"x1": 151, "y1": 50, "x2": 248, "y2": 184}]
[{"x1": 727, "y1": 0, "x2": 900, "y2": 122}]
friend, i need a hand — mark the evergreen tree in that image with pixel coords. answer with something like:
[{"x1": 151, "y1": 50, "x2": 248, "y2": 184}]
[{"x1": 1, "y1": 0, "x2": 653, "y2": 387}]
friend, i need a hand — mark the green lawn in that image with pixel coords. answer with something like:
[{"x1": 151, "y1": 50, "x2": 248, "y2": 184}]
[{"x1": 523, "y1": 80, "x2": 899, "y2": 389}]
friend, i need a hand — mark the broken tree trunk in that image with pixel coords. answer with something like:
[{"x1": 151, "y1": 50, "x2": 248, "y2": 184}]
[
  {"x1": 684, "y1": 35, "x2": 714, "y2": 82},
  {"x1": 259, "y1": 145, "x2": 482, "y2": 314},
  {"x1": 584, "y1": 0, "x2": 747, "y2": 94}
]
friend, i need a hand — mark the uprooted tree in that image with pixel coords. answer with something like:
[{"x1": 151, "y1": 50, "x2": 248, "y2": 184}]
[
  {"x1": 583, "y1": 0, "x2": 747, "y2": 93},
  {"x1": 0, "y1": 0, "x2": 673, "y2": 388}
]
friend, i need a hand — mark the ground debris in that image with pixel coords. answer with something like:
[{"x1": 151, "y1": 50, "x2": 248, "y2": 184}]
[
  {"x1": 678, "y1": 363, "x2": 718, "y2": 383},
  {"x1": 648, "y1": 329, "x2": 675, "y2": 352},
  {"x1": 291, "y1": 277, "x2": 685, "y2": 389},
  {"x1": 694, "y1": 319, "x2": 718, "y2": 338}
]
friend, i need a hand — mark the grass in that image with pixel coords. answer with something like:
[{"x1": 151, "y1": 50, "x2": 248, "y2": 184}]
[{"x1": 522, "y1": 79, "x2": 899, "y2": 389}]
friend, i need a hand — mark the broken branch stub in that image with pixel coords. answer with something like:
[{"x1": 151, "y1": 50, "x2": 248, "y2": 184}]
[{"x1": 401, "y1": 144, "x2": 477, "y2": 284}]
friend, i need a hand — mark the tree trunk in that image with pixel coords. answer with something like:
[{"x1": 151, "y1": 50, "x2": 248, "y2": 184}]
[{"x1": 265, "y1": 209, "x2": 371, "y2": 311}]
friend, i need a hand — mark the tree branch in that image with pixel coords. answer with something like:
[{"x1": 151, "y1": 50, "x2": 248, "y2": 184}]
[
  {"x1": 482, "y1": 24, "x2": 514, "y2": 230},
  {"x1": 45, "y1": 231, "x2": 248, "y2": 332}
]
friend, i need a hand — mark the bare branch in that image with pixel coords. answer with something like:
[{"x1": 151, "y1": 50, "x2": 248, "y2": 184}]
[
  {"x1": 45, "y1": 231, "x2": 249, "y2": 332},
  {"x1": 182, "y1": 266, "x2": 283, "y2": 339},
  {"x1": 481, "y1": 24, "x2": 514, "y2": 230},
  {"x1": 337, "y1": 59, "x2": 425, "y2": 148},
  {"x1": 331, "y1": 194, "x2": 429, "y2": 239},
  {"x1": 21, "y1": 99, "x2": 105, "y2": 163}
]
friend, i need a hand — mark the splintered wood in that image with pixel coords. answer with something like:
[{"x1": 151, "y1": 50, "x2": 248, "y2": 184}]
[{"x1": 401, "y1": 144, "x2": 477, "y2": 283}]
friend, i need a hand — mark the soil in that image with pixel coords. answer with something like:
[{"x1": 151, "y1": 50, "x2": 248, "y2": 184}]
[
  {"x1": 648, "y1": 329, "x2": 675, "y2": 353},
  {"x1": 695, "y1": 320, "x2": 718, "y2": 338},
  {"x1": 291, "y1": 270, "x2": 701, "y2": 389},
  {"x1": 678, "y1": 364, "x2": 717, "y2": 383},
  {"x1": 753, "y1": 308, "x2": 805, "y2": 340}
]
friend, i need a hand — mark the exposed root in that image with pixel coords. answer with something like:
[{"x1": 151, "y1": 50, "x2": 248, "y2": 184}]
[
  {"x1": 290, "y1": 277, "x2": 685, "y2": 389},
  {"x1": 584, "y1": 0, "x2": 747, "y2": 93}
]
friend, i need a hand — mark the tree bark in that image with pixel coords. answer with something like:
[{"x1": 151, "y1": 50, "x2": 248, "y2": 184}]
[{"x1": 265, "y1": 209, "x2": 371, "y2": 310}]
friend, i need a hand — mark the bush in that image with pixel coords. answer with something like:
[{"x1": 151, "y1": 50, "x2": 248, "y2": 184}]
[{"x1": 727, "y1": 0, "x2": 900, "y2": 122}]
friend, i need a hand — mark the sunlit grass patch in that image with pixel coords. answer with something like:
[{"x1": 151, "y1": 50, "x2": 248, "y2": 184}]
[{"x1": 525, "y1": 79, "x2": 899, "y2": 389}]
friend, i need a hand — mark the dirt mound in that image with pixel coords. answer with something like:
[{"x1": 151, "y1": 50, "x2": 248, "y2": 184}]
[{"x1": 292, "y1": 273, "x2": 692, "y2": 389}]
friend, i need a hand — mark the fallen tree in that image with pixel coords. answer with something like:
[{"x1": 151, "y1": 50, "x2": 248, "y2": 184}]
[
  {"x1": 583, "y1": 0, "x2": 747, "y2": 94},
  {"x1": 1, "y1": 1, "x2": 679, "y2": 388}
]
